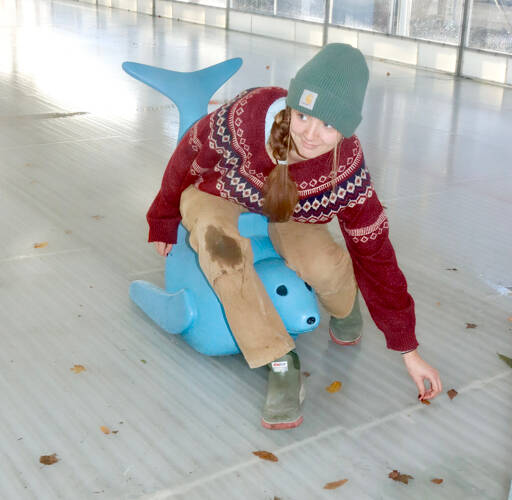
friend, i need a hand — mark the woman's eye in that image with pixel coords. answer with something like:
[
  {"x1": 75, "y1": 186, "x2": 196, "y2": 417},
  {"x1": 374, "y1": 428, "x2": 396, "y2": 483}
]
[
  {"x1": 298, "y1": 113, "x2": 307, "y2": 121},
  {"x1": 324, "y1": 122, "x2": 333, "y2": 128}
]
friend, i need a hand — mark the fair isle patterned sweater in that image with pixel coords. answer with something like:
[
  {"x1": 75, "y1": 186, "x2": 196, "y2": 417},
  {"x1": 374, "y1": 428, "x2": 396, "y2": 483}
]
[{"x1": 147, "y1": 87, "x2": 418, "y2": 352}]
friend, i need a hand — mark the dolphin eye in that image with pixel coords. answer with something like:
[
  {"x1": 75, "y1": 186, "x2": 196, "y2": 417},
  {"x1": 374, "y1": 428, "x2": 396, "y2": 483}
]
[
  {"x1": 305, "y1": 282, "x2": 312, "y2": 291},
  {"x1": 276, "y1": 285, "x2": 288, "y2": 296}
]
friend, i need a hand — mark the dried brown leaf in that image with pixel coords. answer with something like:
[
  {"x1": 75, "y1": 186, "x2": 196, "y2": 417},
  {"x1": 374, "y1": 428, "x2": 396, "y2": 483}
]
[
  {"x1": 447, "y1": 389, "x2": 458, "y2": 400},
  {"x1": 40, "y1": 453, "x2": 58, "y2": 465},
  {"x1": 431, "y1": 478, "x2": 444, "y2": 484},
  {"x1": 266, "y1": 65, "x2": 270, "y2": 70},
  {"x1": 70, "y1": 364, "x2": 86, "y2": 374},
  {"x1": 388, "y1": 470, "x2": 414, "y2": 484},
  {"x1": 34, "y1": 242, "x2": 48, "y2": 249},
  {"x1": 252, "y1": 451, "x2": 278, "y2": 462},
  {"x1": 302, "y1": 371, "x2": 311, "y2": 377},
  {"x1": 421, "y1": 399, "x2": 431, "y2": 405},
  {"x1": 466, "y1": 323, "x2": 477, "y2": 329},
  {"x1": 323, "y1": 479, "x2": 348, "y2": 489},
  {"x1": 445, "y1": 267, "x2": 458, "y2": 271},
  {"x1": 325, "y1": 381, "x2": 342, "y2": 393},
  {"x1": 91, "y1": 215, "x2": 104, "y2": 220},
  {"x1": 100, "y1": 426, "x2": 111, "y2": 435}
]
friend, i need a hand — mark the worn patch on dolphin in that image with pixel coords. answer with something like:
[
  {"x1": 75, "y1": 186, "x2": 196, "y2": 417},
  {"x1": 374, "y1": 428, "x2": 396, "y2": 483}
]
[{"x1": 205, "y1": 226, "x2": 242, "y2": 266}]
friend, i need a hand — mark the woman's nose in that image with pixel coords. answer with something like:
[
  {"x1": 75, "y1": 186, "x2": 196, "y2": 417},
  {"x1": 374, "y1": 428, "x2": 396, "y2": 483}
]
[{"x1": 303, "y1": 121, "x2": 318, "y2": 140}]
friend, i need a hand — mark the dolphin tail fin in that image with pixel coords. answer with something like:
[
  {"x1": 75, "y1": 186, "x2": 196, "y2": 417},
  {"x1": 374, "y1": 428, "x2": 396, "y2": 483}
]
[
  {"x1": 130, "y1": 280, "x2": 195, "y2": 334},
  {"x1": 122, "y1": 58, "x2": 243, "y2": 139}
]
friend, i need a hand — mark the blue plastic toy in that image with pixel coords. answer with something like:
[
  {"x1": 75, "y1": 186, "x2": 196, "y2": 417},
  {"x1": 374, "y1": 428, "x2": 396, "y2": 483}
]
[
  {"x1": 122, "y1": 58, "x2": 243, "y2": 140},
  {"x1": 124, "y1": 58, "x2": 320, "y2": 356},
  {"x1": 130, "y1": 214, "x2": 320, "y2": 356}
]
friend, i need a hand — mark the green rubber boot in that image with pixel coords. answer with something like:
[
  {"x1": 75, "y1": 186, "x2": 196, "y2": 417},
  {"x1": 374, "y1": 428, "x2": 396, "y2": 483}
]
[
  {"x1": 261, "y1": 351, "x2": 304, "y2": 430},
  {"x1": 329, "y1": 292, "x2": 363, "y2": 345}
]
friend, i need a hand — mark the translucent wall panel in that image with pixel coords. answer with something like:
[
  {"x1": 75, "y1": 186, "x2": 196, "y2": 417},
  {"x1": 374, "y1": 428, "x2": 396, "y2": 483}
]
[
  {"x1": 230, "y1": 0, "x2": 274, "y2": 15},
  {"x1": 467, "y1": 0, "x2": 512, "y2": 54},
  {"x1": 182, "y1": 0, "x2": 226, "y2": 7},
  {"x1": 331, "y1": 0, "x2": 393, "y2": 33},
  {"x1": 407, "y1": 0, "x2": 464, "y2": 44},
  {"x1": 276, "y1": 0, "x2": 325, "y2": 22}
]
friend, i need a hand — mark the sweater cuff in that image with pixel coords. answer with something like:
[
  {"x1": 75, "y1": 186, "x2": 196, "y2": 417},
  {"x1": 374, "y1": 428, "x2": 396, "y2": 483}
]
[
  {"x1": 147, "y1": 218, "x2": 180, "y2": 244},
  {"x1": 386, "y1": 337, "x2": 419, "y2": 353}
]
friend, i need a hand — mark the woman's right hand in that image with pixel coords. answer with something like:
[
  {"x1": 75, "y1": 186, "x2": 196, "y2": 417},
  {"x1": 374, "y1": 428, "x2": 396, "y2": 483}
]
[{"x1": 153, "y1": 242, "x2": 173, "y2": 257}]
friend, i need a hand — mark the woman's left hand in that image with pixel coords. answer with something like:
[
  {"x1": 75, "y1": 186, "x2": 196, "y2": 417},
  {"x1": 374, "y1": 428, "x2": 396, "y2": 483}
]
[{"x1": 402, "y1": 349, "x2": 442, "y2": 401}]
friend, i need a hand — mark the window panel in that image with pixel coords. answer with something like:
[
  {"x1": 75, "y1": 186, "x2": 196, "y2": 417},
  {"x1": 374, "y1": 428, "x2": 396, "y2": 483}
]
[
  {"x1": 331, "y1": 0, "x2": 393, "y2": 33},
  {"x1": 407, "y1": 0, "x2": 464, "y2": 44},
  {"x1": 276, "y1": 0, "x2": 325, "y2": 22},
  {"x1": 467, "y1": 0, "x2": 512, "y2": 54},
  {"x1": 230, "y1": 0, "x2": 274, "y2": 15}
]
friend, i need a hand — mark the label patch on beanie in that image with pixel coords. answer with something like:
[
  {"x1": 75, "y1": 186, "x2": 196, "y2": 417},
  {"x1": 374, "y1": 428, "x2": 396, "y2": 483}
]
[
  {"x1": 299, "y1": 89, "x2": 318, "y2": 110},
  {"x1": 271, "y1": 361, "x2": 288, "y2": 373}
]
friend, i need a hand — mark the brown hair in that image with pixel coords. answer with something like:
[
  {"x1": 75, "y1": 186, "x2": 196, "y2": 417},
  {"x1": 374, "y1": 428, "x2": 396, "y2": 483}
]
[
  {"x1": 262, "y1": 107, "x2": 299, "y2": 222},
  {"x1": 262, "y1": 107, "x2": 342, "y2": 222}
]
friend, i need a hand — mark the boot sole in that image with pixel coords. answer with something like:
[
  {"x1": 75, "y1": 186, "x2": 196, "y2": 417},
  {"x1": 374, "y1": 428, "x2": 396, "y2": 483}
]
[
  {"x1": 329, "y1": 328, "x2": 361, "y2": 346},
  {"x1": 261, "y1": 382, "x2": 305, "y2": 430}
]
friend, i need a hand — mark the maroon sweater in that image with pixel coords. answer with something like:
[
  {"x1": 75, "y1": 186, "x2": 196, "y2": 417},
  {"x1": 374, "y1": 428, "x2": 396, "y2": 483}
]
[{"x1": 147, "y1": 87, "x2": 418, "y2": 352}]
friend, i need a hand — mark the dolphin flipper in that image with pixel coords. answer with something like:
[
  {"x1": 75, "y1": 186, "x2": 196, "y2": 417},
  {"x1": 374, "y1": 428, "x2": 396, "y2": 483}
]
[
  {"x1": 122, "y1": 58, "x2": 243, "y2": 139},
  {"x1": 130, "y1": 280, "x2": 196, "y2": 334}
]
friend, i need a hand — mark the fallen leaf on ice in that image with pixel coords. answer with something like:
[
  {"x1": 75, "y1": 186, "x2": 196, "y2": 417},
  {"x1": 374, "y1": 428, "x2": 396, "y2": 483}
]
[
  {"x1": 302, "y1": 371, "x2": 311, "y2": 377},
  {"x1": 445, "y1": 267, "x2": 458, "y2": 271},
  {"x1": 100, "y1": 426, "x2": 111, "y2": 435},
  {"x1": 252, "y1": 451, "x2": 278, "y2": 462},
  {"x1": 34, "y1": 242, "x2": 48, "y2": 248},
  {"x1": 498, "y1": 353, "x2": 512, "y2": 368},
  {"x1": 91, "y1": 215, "x2": 104, "y2": 220},
  {"x1": 323, "y1": 479, "x2": 348, "y2": 489},
  {"x1": 325, "y1": 381, "x2": 342, "y2": 393},
  {"x1": 70, "y1": 364, "x2": 86, "y2": 374},
  {"x1": 421, "y1": 399, "x2": 431, "y2": 405},
  {"x1": 465, "y1": 323, "x2": 477, "y2": 329},
  {"x1": 141, "y1": 359, "x2": 147, "y2": 364},
  {"x1": 40, "y1": 454, "x2": 59, "y2": 465},
  {"x1": 266, "y1": 65, "x2": 270, "y2": 70},
  {"x1": 431, "y1": 478, "x2": 444, "y2": 484},
  {"x1": 447, "y1": 389, "x2": 458, "y2": 400},
  {"x1": 388, "y1": 470, "x2": 414, "y2": 484}
]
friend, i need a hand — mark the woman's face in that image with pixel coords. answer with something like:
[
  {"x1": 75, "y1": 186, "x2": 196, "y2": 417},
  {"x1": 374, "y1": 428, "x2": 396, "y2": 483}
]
[{"x1": 289, "y1": 109, "x2": 342, "y2": 160}]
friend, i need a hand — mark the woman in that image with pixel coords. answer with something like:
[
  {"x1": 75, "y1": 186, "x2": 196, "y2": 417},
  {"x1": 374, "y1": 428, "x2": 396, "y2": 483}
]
[{"x1": 147, "y1": 44, "x2": 442, "y2": 430}]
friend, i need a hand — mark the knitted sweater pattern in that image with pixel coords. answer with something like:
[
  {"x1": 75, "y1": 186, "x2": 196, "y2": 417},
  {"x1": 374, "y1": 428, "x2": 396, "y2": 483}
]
[{"x1": 147, "y1": 87, "x2": 418, "y2": 352}]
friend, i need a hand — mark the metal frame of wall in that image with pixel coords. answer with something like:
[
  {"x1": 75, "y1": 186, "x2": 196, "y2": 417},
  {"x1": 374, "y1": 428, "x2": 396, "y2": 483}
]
[{"x1": 84, "y1": 0, "x2": 512, "y2": 86}]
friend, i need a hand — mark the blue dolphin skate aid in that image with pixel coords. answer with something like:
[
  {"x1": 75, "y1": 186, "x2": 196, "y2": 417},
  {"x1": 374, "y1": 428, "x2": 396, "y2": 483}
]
[{"x1": 124, "y1": 58, "x2": 320, "y2": 356}]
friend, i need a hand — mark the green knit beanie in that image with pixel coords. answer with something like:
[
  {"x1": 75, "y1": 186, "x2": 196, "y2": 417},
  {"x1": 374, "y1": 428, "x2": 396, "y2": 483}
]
[{"x1": 286, "y1": 43, "x2": 369, "y2": 138}]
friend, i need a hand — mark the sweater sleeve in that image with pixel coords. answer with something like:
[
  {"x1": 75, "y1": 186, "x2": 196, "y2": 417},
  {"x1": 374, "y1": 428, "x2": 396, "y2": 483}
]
[
  {"x1": 337, "y1": 156, "x2": 419, "y2": 352},
  {"x1": 146, "y1": 118, "x2": 208, "y2": 244}
]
